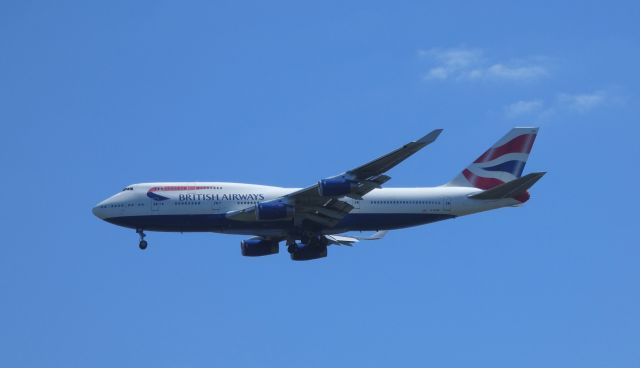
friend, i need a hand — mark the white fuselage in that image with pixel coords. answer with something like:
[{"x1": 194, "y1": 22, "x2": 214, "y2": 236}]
[{"x1": 93, "y1": 182, "x2": 520, "y2": 237}]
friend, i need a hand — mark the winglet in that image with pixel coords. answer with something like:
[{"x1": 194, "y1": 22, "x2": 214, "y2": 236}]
[{"x1": 416, "y1": 129, "x2": 444, "y2": 145}]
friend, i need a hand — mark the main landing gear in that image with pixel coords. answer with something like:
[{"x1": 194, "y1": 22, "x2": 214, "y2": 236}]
[
  {"x1": 286, "y1": 239, "x2": 296, "y2": 254},
  {"x1": 136, "y1": 229, "x2": 148, "y2": 250}
]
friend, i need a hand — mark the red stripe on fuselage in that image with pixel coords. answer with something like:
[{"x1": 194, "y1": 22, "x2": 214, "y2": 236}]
[
  {"x1": 149, "y1": 186, "x2": 213, "y2": 192},
  {"x1": 474, "y1": 134, "x2": 537, "y2": 163}
]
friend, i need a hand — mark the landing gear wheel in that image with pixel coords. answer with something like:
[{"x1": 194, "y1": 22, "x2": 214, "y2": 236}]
[
  {"x1": 136, "y1": 229, "x2": 147, "y2": 250},
  {"x1": 286, "y1": 239, "x2": 297, "y2": 254}
]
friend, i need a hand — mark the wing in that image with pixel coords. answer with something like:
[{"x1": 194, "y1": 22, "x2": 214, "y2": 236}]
[{"x1": 226, "y1": 129, "x2": 443, "y2": 227}]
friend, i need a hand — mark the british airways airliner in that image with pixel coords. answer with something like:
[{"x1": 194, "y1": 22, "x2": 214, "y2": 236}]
[{"x1": 93, "y1": 128, "x2": 545, "y2": 260}]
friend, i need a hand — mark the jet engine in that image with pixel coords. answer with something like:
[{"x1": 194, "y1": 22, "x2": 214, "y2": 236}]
[
  {"x1": 318, "y1": 177, "x2": 355, "y2": 197},
  {"x1": 255, "y1": 202, "x2": 293, "y2": 221},
  {"x1": 240, "y1": 238, "x2": 279, "y2": 257},
  {"x1": 289, "y1": 243, "x2": 328, "y2": 261}
]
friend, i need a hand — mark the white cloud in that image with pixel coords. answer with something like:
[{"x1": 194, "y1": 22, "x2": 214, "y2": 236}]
[
  {"x1": 504, "y1": 100, "x2": 544, "y2": 118},
  {"x1": 420, "y1": 47, "x2": 483, "y2": 81},
  {"x1": 425, "y1": 67, "x2": 449, "y2": 80},
  {"x1": 420, "y1": 47, "x2": 548, "y2": 82},
  {"x1": 419, "y1": 47, "x2": 481, "y2": 69},
  {"x1": 504, "y1": 90, "x2": 619, "y2": 120},
  {"x1": 480, "y1": 64, "x2": 548, "y2": 81},
  {"x1": 557, "y1": 91, "x2": 607, "y2": 113}
]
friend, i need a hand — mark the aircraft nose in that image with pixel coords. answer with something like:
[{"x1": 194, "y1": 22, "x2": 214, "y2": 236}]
[{"x1": 92, "y1": 201, "x2": 108, "y2": 219}]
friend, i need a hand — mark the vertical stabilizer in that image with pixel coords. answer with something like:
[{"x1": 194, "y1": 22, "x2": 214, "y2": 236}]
[{"x1": 447, "y1": 127, "x2": 539, "y2": 189}]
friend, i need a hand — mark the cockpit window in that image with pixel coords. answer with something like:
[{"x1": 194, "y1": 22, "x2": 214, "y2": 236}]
[{"x1": 121, "y1": 187, "x2": 134, "y2": 191}]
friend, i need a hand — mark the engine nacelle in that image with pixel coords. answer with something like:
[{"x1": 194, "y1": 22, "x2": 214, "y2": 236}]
[
  {"x1": 290, "y1": 244, "x2": 328, "y2": 261},
  {"x1": 318, "y1": 177, "x2": 355, "y2": 197},
  {"x1": 256, "y1": 202, "x2": 293, "y2": 221},
  {"x1": 241, "y1": 238, "x2": 279, "y2": 257}
]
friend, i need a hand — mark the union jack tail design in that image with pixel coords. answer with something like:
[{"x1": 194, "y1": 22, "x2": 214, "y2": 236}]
[{"x1": 447, "y1": 127, "x2": 539, "y2": 195}]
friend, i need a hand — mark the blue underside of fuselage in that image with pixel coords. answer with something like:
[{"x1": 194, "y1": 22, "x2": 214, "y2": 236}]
[{"x1": 104, "y1": 213, "x2": 455, "y2": 233}]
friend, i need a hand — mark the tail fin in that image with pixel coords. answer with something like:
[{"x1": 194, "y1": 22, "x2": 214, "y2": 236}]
[{"x1": 447, "y1": 127, "x2": 539, "y2": 190}]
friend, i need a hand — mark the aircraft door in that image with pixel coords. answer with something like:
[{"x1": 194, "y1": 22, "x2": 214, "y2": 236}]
[
  {"x1": 150, "y1": 196, "x2": 166, "y2": 213},
  {"x1": 421, "y1": 200, "x2": 430, "y2": 213},
  {"x1": 211, "y1": 200, "x2": 223, "y2": 213},
  {"x1": 150, "y1": 201, "x2": 161, "y2": 212},
  {"x1": 443, "y1": 197, "x2": 452, "y2": 212}
]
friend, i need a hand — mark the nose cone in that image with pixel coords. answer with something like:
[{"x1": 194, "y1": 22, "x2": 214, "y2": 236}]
[{"x1": 92, "y1": 201, "x2": 108, "y2": 219}]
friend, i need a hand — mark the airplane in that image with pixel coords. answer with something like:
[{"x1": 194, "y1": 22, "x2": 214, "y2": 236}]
[{"x1": 92, "y1": 127, "x2": 545, "y2": 260}]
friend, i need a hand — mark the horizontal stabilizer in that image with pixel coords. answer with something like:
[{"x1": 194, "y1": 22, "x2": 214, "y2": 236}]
[
  {"x1": 351, "y1": 230, "x2": 389, "y2": 241},
  {"x1": 324, "y1": 231, "x2": 389, "y2": 246},
  {"x1": 469, "y1": 172, "x2": 546, "y2": 200}
]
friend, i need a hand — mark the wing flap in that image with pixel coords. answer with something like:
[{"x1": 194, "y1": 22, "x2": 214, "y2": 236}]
[
  {"x1": 299, "y1": 213, "x2": 339, "y2": 227},
  {"x1": 348, "y1": 174, "x2": 391, "y2": 199},
  {"x1": 294, "y1": 198, "x2": 354, "y2": 227},
  {"x1": 299, "y1": 205, "x2": 349, "y2": 220}
]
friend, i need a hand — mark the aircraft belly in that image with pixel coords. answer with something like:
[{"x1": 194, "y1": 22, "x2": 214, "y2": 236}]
[{"x1": 105, "y1": 212, "x2": 455, "y2": 233}]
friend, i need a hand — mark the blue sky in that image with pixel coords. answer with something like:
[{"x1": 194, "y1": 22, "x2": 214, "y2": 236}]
[{"x1": 1, "y1": 1, "x2": 639, "y2": 367}]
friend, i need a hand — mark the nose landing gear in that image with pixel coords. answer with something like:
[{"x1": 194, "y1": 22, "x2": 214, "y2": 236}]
[{"x1": 136, "y1": 229, "x2": 148, "y2": 250}]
